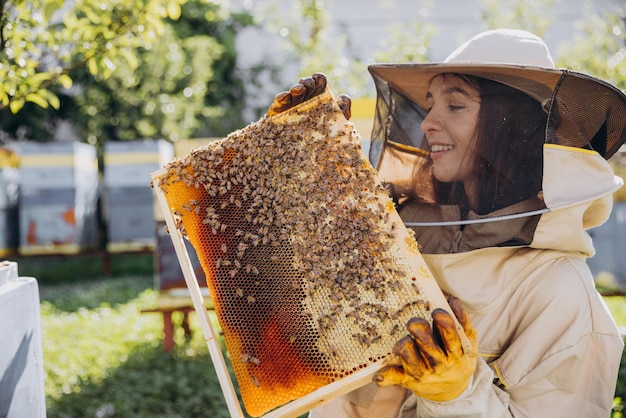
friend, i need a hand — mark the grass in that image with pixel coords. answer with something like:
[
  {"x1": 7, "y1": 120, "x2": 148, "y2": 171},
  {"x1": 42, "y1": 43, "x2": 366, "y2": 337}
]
[
  {"x1": 15, "y1": 252, "x2": 154, "y2": 284},
  {"x1": 39, "y1": 272, "x2": 235, "y2": 418},
  {"x1": 10, "y1": 254, "x2": 626, "y2": 417}
]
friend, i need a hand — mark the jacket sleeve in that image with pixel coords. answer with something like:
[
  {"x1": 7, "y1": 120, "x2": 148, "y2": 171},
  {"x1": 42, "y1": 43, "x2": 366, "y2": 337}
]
[
  {"x1": 502, "y1": 332, "x2": 623, "y2": 417},
  {"x1": 494, "y1": 258, "x2": 623, "y2": 418}
]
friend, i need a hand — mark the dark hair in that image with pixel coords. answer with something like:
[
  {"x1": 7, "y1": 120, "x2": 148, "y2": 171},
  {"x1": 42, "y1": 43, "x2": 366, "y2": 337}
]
[{"x1": 423, "y1": 73, "x2": 547, "y2": 216}]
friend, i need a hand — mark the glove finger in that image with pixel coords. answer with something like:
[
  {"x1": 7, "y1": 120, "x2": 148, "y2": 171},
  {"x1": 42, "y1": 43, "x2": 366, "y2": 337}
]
[
  {"x1": 449, "y1": 296, "x2": 478, "y2": 352},
  {"x1": 311, "y1": 73, "x2": 327, "y2": 96},
  {"x1": 406, "y1": 317, "x2": 446, "y2": 369},
  {"x1": 267, "y1": 91, "x2": 292, "y2": 116},
  {"x1": 289, "y1": 84, "x2": 308, "y2": 107},
  {"x1": 373, "y1": 365, "x2": 409, "y2": 388},
  {"x1": 337, "y1": 94, "x2": 352, "y2": 120},
  {"x1": 299, "y1": 76, "x2": 316, "y2": 100},
  {"x1": 392, "y1": 335, "x2": 428, "y2": 375},
  {"x1": 449, "y1": 296, "x2": 472, "y2": 336},
  {"x1": 431, "y1": 308, "x2": 464, "y2": 359}
]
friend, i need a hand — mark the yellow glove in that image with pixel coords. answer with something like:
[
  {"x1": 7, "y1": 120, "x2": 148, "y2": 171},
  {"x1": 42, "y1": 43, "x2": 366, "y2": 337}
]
[
  {"x1": 266, "y1": 73, "x2": 351, "y2": 120},
  {"x1": 373, "y1": 297, "x2": 478, "y2": 402}
]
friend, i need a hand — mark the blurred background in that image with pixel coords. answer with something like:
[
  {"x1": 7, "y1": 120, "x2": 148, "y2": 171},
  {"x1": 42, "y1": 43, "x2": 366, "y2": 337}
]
[{"x1": 0, "y1": 0, "x2": 625, "y2": 417}]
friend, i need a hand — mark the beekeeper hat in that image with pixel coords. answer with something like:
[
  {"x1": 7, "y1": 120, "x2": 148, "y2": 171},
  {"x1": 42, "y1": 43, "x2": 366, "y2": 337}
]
[{"x1": 368, "y1": 28, "x2": 626, "y2": 159}]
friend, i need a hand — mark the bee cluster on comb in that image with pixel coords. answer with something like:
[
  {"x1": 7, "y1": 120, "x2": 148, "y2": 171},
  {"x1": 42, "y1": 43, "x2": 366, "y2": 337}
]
[{"x1": 152, "y1": 89, "x2": 441, "y2": 417}]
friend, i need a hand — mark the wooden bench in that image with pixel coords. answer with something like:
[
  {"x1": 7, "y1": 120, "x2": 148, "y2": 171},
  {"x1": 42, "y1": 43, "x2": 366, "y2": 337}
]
[{"x1": 142, "y1": 290, "x2": 214, "y2": 351}]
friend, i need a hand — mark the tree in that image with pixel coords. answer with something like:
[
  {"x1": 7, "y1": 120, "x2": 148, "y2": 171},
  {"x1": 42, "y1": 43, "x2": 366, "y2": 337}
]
[
  {"x1": 0, "y1": 0, "x2": 184, "y2": 114},
  {"x1": 0, "y1": 0, "x2": 254, "y2": 143},
  {"x1": 64, "y1": 1, "x2": 251, "y2": 144}
]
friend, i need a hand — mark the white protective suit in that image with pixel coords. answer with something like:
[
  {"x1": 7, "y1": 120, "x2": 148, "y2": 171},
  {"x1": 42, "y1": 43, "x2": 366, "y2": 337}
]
[{"x1": 309, "y1": 145, "x2": 625, "y2": 417}]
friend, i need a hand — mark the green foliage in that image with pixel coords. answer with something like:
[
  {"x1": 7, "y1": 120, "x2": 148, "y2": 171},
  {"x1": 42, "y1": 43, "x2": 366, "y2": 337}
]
[
  {"x1": 14, "y1": 253, "x2": 154, "y2": 284},
  {"x1": 41, "y1": 278, "x2": 161, "y2": 403},
  {"x1": 0, "y1": 0, "x2": 252, "y2": 143},
  {"x1": 38, "y1": 275, "x2": 153, "y2": 312},
  {"x1": 65, "y1": 1, "x2": 249, "y2": 144},
  {"x1": 556, "y1": 6, "x2": 625, "y2": 92},
  {"x1": 47, "y1": 346, "x2": 232, "y2": 418},
  {"x1": 0, "y1": 0, "x2": 184, "y2": 114}
]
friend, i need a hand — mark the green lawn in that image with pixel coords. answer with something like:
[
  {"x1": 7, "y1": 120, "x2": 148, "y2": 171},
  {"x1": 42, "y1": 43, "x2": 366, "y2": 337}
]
[{"x1": 40, "y1": 276, "x2": 234, "y2": 418}]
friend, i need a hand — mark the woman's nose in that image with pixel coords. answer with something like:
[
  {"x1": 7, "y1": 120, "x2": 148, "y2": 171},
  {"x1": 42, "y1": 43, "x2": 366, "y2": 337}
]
[{"x1": 420, "y1": 109, "x2": 440, "y2": 133}]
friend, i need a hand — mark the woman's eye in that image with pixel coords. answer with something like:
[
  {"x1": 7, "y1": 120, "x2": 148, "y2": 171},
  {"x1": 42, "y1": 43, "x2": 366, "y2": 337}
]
[{"x1": 448, "y1": 105, "x2": 464, "y2": 111}]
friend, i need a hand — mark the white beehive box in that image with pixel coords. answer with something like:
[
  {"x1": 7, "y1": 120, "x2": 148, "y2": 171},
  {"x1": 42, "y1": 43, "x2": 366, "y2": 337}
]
[
  {"x1": 102, "y1": 139, "x2": 174, "y2": 252},
  {"x1": 0, "y1": 261, "x2": 46, "y2": 418},
  {"x1": 16, "y1": 142, "x2": 99, "y2": 255}
]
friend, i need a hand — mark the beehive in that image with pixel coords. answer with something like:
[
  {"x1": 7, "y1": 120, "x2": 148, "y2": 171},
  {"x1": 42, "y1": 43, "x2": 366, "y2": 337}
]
[
  {"x1": 16, "y1": 141, "x2": 99, "y2": 255},
  {"x1": 151, "y1": 89, "x2": 455, "y2": 417}
]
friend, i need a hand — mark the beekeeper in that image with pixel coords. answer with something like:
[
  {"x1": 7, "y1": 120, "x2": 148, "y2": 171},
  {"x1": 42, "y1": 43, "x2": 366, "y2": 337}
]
[{"x1": 268, "y1": 28, "x2": 626, "y2": 417}]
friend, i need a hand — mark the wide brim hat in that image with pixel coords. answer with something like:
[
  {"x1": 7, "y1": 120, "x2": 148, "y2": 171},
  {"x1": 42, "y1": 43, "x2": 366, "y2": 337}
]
[{"x1": 368, "y1": 28, "x2": 626, "y2": 159}]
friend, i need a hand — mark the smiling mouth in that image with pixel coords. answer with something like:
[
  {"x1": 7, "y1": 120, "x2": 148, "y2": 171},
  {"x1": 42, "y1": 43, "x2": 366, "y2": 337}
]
[{"x1": 430, "y1": 144, "x2": 454, "y2": 153}]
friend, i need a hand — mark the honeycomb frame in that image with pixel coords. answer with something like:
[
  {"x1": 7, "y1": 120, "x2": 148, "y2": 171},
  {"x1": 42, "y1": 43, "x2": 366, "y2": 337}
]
[{"x1": 151, "y1": 89, "x2": 457, "y2": 417}]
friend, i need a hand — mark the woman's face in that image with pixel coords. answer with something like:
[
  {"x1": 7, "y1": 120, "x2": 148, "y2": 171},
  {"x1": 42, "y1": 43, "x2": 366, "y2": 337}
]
[{"x1": 421, "y1": 75, "x2": 481, "y2": 185}]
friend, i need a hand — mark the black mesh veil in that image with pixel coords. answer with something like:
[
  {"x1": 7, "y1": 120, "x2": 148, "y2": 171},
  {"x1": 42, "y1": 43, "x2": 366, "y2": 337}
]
[
  {"x1": 369, "y1": 76, "x2": 427, "y2": 167},
  {"x1": 368, "y1": 65, "x2": 626, "y2": 229},
  {"x1": 545, "y1": 71, "x2": 626, "y2": 159},
  {"x1": 369, "y1": 75, "x2": 434, "y2": 203}
]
